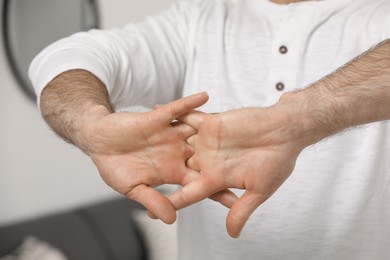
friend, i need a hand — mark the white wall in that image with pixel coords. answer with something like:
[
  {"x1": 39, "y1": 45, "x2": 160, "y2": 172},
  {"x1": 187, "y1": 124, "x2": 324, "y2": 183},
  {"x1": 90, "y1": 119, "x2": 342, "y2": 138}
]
[{"x1": 0, "y1": 0, "x2": 177, "y2": 226}]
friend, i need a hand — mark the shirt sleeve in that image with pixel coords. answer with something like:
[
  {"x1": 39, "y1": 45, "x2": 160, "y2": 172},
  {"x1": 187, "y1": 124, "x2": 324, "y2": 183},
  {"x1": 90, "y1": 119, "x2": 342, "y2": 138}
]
[{"x1": 28, "y1": 1, "x2": 193, "y2": 110}]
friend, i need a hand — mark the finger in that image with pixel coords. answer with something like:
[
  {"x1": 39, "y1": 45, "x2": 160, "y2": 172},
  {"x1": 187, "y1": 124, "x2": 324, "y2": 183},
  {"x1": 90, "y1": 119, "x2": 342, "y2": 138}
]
[
  {"x1": 157, "y1": 190, "x2": 238, "y2": 217},
  {"x1": 155, "y1": 92, "x2": 209, "y2": 123},
  {"x1": 226, "y1": 191, "x2": 266, "y2": 238},
  {"x1": 180, "y1": 168, "x2": 201, "y2": 186},
  {"x1": 186, "y1": 156, "x2": 200, "y2": 171},
  {"x1": 169, "y1": 178, "x2": 219, "y2": 210},
  {"x1": 186, "y1": 135, "x2": 196, "y2": 146},
  {"x1": 174, "y1": 122, "x2": 197, "y2": 140},
  {"x1": 149, "y1": 168, "x2": 201, "y2": 220},
  {"x1": 177, "y1": 110, "x2": 208, "y2": 130},
  {"x1": 209, "y1": 190, "x2": 239, "y2": 209},
  {"x1": 126, "y1": 184, "x2": 177, "y2": 224},
  {"x1": 185, "y1": 136, "x2": 199, "y2": 171},
  {"x1": 148, "y1": 210, "x2": 158, "y2": 220}
]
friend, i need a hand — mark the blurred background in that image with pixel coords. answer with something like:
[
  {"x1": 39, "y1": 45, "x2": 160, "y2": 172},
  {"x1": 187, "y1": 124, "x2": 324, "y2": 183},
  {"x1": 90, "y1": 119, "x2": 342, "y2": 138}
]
[{"x1": 0, "y1": 0, "x2": 178, "y2": 227}]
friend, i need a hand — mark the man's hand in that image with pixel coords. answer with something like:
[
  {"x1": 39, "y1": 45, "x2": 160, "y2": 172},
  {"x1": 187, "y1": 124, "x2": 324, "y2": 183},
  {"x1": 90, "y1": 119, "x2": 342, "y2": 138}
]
[
  {"x1": 170, "y1": 104, "x2": 310, "y2": 237},
  {"x1": 77, "y1": 93, "x2": 211, "y2": 224},
  {"x1": 40, "y1": 70, "x2": 238, "y2": 224}
]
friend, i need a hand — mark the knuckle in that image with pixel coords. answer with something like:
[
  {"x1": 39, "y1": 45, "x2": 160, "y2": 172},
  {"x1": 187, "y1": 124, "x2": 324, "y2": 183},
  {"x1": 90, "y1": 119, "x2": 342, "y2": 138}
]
[
  {"x1": 186, "y1": 157, "x2": 198, "y2": 170},
  {"x1": 124, "y1": 186, "x2": 137, "y2": 200},
  {"x1": 184, "y1": 146, "x2": 195, "y2": 159},
  {"x1": 230, "y1": 211, "x2": 248, "y2": 223},
  {"x1": 176, "y1": 126, "x2": 185, "y2": 140},
  {"x1": 187, "y1": 135, "x2": 196, "y2": 146},
  {"x1": 174, "y1": 190, "x2": 190, "y2": 209},
  {"x1": 144, "y1": 195, "x2": 155, "y2": 210},
  {"x1": 167, "y1": 103, "x2": 177, "y2": 118}
]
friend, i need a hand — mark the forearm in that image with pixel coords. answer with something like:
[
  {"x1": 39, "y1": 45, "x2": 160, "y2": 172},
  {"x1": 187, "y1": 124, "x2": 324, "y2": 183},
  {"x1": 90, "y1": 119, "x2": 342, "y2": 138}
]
[
  {"x1": 279, "y1": 39, "x2": 390, "y2": 146},
  {"x1": 40, "y1": 69, "x2": 114, "y2": 146}
]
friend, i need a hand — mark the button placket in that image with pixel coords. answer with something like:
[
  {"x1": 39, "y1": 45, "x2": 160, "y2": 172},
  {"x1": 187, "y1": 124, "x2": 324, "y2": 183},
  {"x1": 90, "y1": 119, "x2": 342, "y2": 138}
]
[
  {"x1": 276, "y1": 45, "x2": 288, "y2": 91},
  {"x1": 267, "y1": 8, "x2": 315, "y2": 95}
]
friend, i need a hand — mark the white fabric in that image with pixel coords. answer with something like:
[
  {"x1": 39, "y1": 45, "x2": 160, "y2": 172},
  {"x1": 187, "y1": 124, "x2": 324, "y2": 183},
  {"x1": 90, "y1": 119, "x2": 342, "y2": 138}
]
[
  {"x1": 29, "y1": 0, "x2": 390, "y2": 259},
  {"x1": 132, "y1": 210, "x2": 178, "y2": 260}
]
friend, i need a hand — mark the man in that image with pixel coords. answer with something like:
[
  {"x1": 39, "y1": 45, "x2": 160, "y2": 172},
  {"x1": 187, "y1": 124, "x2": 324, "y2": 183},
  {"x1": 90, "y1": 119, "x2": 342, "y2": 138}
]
[{"x1": 29, "y1": 0, "x2": 390, "y2": 259}]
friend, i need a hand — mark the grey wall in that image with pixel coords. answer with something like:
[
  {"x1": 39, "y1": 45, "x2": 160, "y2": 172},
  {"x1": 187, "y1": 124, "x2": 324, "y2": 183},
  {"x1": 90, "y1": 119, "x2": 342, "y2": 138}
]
[{"x1": 0, "y1": 0, "x2": 177, "y2": 226}]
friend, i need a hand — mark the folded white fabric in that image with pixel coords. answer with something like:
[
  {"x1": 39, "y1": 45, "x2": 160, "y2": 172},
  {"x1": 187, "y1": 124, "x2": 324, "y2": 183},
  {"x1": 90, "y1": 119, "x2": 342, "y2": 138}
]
[
  {"x1": 0, "y1": 236, "x2": 67, "y2": 260},
  {"x1": 132, "y1": 210, "x2": 177, "y2": 260}
]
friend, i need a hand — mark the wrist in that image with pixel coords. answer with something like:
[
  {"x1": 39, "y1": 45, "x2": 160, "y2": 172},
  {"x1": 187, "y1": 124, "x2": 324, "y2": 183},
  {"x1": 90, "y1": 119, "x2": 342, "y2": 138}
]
[
  {"x1": 71, "y1": 104, "x2": 112, "y2": 153},
  {"x1": 276, "y1": 88, "x2": 339, "y2": 148}
]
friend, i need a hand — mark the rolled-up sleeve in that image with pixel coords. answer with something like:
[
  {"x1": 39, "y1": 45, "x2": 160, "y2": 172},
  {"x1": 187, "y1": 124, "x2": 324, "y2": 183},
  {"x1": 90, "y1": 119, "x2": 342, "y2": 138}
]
[{"x1": 29, "y1": 2, "x2": 192, "y2": 109}]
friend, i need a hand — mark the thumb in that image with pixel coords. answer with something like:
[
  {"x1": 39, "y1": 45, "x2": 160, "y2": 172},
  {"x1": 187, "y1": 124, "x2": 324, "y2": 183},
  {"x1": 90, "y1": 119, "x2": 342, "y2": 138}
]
[
  {"x1": 126, "y1": 184, "x2": 177, "y2": 224},
  {"x1": 226, "y1": 191, "x2": 266, "y2": 238}
]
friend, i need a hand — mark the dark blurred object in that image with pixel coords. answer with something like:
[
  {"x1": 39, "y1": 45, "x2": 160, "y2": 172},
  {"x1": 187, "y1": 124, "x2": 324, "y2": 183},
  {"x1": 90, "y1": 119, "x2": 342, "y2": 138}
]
[
  {"x1": 2, "y1": 0, "x2": 100, "y2": 102},
  {"x1": 0, "y1": 198, "x2": 148, "y2": 260}
]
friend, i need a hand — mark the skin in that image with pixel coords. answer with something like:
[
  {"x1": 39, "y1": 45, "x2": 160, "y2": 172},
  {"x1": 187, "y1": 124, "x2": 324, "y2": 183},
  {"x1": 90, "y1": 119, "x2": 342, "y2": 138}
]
[{"x1": 40, "y1": 70, "x2": 237, "y2": 224}]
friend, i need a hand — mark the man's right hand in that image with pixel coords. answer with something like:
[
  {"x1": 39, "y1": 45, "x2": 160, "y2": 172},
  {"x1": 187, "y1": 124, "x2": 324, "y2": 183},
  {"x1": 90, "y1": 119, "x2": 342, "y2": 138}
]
[{"x1": 75, "y1": 93, "x2": 210, "y2": 224}]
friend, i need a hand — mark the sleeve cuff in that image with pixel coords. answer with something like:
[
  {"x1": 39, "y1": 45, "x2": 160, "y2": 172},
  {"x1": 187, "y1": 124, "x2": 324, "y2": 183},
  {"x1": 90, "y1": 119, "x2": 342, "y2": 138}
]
[{"x1": 29, "y1": 48, "x2": 112, "y2": 107}]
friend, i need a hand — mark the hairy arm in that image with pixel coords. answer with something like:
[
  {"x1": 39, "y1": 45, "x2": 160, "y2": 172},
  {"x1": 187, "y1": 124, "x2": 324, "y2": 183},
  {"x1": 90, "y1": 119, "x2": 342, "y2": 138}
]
[
  {"x1": 40, "y1": 69, "x2": 114, "y2": 150},
  {"x1": 285, "y1": 38, "x2": 390, "y2": 145}
]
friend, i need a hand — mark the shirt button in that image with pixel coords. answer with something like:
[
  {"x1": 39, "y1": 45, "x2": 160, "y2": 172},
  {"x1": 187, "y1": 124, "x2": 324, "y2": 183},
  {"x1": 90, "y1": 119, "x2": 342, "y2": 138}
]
[
  {"x1": 279, "y1": 45, "x2": 288, "y2": 54},
  {"x1": 276, "y1": 82, "x2": 285, "y2": 91}
]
